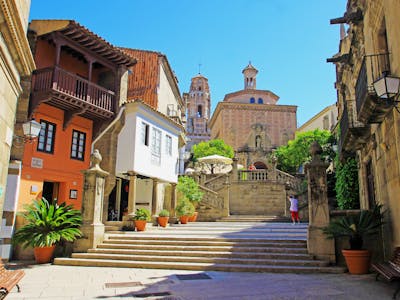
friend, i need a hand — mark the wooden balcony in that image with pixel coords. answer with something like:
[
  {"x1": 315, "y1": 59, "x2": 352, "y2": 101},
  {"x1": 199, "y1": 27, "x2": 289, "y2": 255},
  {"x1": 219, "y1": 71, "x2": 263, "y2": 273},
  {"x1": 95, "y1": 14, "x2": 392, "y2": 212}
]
[
  {"x1": 30, "y1": 66, "x2": 116, "y2": 121},
  {"x1": 338, "y1": 104, "x2": 370, "y2": 157},
  {"x1": 356, "y1": 53, "x2": 393, "y2": 124}
]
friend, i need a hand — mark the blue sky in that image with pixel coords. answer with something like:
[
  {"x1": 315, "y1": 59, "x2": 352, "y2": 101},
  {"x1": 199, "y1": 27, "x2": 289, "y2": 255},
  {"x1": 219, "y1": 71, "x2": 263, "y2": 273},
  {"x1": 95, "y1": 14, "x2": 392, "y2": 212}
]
[{"x1": 29, "y1": 0, "x2": 347, "y2": 127}]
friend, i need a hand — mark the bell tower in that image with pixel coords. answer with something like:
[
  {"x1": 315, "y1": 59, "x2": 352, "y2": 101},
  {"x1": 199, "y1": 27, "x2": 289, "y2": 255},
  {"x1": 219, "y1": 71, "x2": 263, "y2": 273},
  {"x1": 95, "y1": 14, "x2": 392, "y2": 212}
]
[
  {"x1": 242, "y1": 62, "x2": 258, "y2": 90},
  {"x1": 185, "y1": 73, "x2": 211, "y2": 152}
]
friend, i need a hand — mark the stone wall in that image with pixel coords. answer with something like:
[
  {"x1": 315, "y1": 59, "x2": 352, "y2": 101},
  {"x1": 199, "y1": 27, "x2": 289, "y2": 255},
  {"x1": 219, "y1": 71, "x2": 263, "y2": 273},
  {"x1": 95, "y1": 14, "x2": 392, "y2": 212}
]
[{"x1": 230, "y1": 181, "x2": 286, "y2": 216}]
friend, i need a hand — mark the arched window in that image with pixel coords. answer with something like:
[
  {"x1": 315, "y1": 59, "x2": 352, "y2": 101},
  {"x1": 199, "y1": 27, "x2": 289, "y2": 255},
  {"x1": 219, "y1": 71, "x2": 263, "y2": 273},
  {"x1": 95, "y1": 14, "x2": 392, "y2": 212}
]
[
  {"x1": 197, "y1": 105, "x2": 202, "y2": 117},
  {"x1": 250, "y1": 97, "x2": 255, "y2": 103},
  {"x1": 258, "y1": 98, "x2": 263, "y2": 104}
]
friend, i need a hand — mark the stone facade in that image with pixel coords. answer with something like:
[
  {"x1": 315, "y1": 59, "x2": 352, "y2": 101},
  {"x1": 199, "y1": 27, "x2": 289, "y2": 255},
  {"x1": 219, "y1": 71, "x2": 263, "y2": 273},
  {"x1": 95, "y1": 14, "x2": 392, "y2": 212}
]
[
  {"x1": 0, "y1": 0, "x2": 35, "y2": 260},
  {"x1": 209, "y1": 63, "x2": 297, "y2": 168},
  {"x1": 330, "y1": 0, "x2": 400, "y2": 259}
]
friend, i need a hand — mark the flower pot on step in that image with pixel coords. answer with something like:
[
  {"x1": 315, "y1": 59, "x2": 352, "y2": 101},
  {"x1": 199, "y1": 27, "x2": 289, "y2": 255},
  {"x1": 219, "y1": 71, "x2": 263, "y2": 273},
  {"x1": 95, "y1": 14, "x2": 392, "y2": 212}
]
[
  {"x1": 34, "y1": 245, "x2": 56, "y2": 264},
  {"x1": 188, "y1": 212, "x2": 198, "y2": 222},
  {"x1": 342, "y1": 249, "x2": 371, "y2": 274},
  {"x1": 134, "y1": 220, "x2": 147, "y2": 231},
  {"x1": 157, "y1": 216, "x2": 169, "y2": 227},
  {"x1": 180, "y1": 215, "x2": 189, "y2": 224}
]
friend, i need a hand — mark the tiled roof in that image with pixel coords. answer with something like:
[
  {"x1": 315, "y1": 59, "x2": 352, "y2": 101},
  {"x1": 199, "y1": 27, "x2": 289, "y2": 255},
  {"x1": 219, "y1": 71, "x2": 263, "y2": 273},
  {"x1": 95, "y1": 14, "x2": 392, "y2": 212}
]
[
  {"x1": 121, "y1": 48, "x2": 160, "y2": 109},
  {"x1": 29, "y1": 20, "x2": 136, "y2": 67}
]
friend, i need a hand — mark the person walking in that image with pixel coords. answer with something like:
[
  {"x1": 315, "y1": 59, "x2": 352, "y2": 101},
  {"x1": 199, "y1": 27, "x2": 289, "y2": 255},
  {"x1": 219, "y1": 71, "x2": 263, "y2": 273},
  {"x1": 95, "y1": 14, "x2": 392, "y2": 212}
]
[{"x1": 288, "y1": 195, "x2": 300, "y2": 225}]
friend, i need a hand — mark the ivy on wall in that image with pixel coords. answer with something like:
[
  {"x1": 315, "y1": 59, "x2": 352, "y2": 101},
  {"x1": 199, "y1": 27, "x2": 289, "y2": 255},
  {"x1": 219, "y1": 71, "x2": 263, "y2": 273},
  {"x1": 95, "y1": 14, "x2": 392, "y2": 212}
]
[{"x1": 335, "y1": 157, "x2": 360, "y2": 209}]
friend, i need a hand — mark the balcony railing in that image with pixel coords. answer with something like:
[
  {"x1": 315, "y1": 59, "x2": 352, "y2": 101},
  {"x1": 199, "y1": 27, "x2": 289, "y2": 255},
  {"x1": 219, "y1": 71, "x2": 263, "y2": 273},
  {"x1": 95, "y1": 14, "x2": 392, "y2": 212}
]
[
  {"x1": 356, "y1": 53, "x2": 392, "y2": 123},
  {"x1": 32, "y1": 66, "x2": 115, "y2": 115},
  {"x1": 338, "y1": 102, "x2": 370, "y2": 156}
]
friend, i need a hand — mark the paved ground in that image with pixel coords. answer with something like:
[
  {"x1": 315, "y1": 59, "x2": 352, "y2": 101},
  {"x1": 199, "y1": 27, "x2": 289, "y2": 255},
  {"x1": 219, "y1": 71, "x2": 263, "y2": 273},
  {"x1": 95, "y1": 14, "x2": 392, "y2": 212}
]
[{"x1": 5, "y1": 262, "x2": 398, "y2": 299}]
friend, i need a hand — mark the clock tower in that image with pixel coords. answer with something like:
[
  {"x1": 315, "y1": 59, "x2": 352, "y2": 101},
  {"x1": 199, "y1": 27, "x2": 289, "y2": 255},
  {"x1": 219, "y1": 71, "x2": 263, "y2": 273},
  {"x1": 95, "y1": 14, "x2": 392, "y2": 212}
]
[{"x1": 184, "y1": 73, "x2": 211, "y2": 152}]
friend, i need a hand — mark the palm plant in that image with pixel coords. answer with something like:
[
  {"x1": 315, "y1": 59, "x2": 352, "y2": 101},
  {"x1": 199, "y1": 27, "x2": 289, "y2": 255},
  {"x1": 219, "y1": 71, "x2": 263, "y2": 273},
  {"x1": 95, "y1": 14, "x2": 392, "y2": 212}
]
[
  {"x1": 322, "y1": 204, "x2": 384, "y2": 250},
  {"x1": 13, "y1": 198, "x2": 82, "y2": 248}
]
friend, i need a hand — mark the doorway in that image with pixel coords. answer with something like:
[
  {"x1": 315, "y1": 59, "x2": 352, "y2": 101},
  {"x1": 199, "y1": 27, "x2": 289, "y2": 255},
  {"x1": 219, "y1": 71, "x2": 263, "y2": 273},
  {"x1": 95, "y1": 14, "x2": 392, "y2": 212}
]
[
  {"x1": 42, "y1": 181, "x2": 59, "y2": 204},
  {"x1": 108, "y1": 178, "x2": 129, "y2": 221}
]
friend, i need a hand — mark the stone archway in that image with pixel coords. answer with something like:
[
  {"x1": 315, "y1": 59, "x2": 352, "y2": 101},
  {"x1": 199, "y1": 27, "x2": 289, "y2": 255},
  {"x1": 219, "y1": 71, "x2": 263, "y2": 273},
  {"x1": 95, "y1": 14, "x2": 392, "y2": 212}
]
[{"x1": 254, "y1": 161, "x2": 267, "y2": 169}]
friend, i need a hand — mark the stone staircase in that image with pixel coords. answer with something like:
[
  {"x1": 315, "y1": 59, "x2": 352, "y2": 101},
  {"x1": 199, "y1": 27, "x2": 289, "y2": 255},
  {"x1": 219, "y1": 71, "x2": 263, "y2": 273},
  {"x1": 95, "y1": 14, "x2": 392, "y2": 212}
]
[{"x1": 54, "y1": 222, "x2": 345, "y2": 273}]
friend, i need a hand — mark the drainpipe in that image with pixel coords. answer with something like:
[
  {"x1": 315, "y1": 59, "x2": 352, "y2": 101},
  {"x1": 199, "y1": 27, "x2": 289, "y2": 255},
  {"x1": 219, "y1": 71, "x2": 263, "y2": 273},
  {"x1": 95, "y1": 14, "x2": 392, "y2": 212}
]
[{"x1": 91, "y1": 106, "x2": 125, "y2": 153}]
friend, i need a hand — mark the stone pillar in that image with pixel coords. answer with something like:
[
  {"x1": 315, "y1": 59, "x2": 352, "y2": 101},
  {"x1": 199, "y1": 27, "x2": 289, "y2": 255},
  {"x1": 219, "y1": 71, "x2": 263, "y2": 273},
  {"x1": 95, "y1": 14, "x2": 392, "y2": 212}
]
[
  {"x1": 231, "y1": 157, "x2": 238, "y2": 182},
  {"x1": 305, "y1": 141, "x2": 335, "y2": 263},
  {"x1": 152, "y1": 178, "x2": 158, "y2": 215},
  {"x1": 169, "y1": 183, "x2": 177, "y2": 224},
  {"x1": 123, "y1": 171, "x2": 137, "y2": 225},
  {"x1": 74, "y1": 150, "x2": 108, "y2": 252},
  {"x1": 223, "y1": 174, "x2": 230, "y2": 217}
]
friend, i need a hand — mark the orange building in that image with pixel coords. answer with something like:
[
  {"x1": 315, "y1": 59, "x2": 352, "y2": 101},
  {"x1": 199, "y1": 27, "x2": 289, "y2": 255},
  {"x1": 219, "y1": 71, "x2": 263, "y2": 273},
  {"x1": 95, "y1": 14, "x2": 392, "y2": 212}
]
[{"x1": 12, "y1": 20, "x2": 135, "y2": 212}]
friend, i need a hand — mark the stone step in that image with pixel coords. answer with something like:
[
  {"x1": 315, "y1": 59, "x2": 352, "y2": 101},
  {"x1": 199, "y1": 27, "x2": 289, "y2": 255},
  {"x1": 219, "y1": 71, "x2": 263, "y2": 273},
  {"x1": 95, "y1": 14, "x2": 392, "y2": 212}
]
[
  {"x1": 87, "y1": 248, "x2": 313, "y2": 260},
  {"x1": 103, "y1": 239, "x2": 306, "y2": 248},
  {"x1": 106, "y1": 235, "x2": 308, "y2": 244},
  {"x1": 95, "y1": 243, "x2": 309, "y2": 254},
  {"x1": 219, "y1": 215, "x2": 291, "y2": 222},
  {"x1": 53, "y1": 258, "x2": 345, "y2": 274},
  {"x1": 70, "y1": 252, "x2": 329, "y2": 267}
]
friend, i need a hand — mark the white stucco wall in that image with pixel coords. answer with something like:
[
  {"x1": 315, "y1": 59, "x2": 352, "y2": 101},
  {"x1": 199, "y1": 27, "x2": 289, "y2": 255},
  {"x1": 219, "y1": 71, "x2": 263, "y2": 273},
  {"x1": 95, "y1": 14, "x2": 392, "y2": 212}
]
[
  {"x1": 116, "y1": 102, "x2": 180, "y2": 183},
  {"x1": 157, "y1": 63, "x2": 180, "y2": 116},
  {"x1": 297, "y1": 104, "x2": 338, "y2": 133}
]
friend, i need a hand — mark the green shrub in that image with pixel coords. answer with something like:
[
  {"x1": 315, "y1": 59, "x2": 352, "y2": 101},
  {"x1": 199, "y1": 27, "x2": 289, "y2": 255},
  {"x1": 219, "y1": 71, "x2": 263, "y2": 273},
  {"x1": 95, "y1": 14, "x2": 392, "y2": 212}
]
[
  {"x1": 132, "y1": 208, "x2": 151, "y2": 221},
  {"x1": 175, "y1": 198, "x2": 195, "y2": 217},
  {"x1": 158, "y1": 209, "x2": 170, "y2": 217},
  {"x1": 177, "y1": 176, "x2": 203, "y2": 203}
]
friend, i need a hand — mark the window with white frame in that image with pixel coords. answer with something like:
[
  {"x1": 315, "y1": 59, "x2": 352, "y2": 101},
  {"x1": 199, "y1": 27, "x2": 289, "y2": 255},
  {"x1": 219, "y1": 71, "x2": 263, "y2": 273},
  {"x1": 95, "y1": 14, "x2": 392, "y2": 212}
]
[
  {"x1": 151, "y1": 128, "x2": 161, "y2": 165},
  {"x1": 166, "y1": 135, "x2": 172, "y2": 156},
  {"x1": 71, "y1": 130, "x2": 86, "y2": 160},
  {"x1": 141, "y1": 122, "x2": 150, "y2": 146}
]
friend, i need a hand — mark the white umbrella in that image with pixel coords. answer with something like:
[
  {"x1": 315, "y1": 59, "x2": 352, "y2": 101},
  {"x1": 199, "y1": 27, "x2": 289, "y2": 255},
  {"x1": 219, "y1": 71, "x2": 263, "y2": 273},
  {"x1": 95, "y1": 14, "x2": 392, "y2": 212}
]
[
  {"x1": 197, "y1": 154, "x2": 233, "y2": 165},
  {"x1": 197, "y1": 155, "x2": 233, "y2": 174}
]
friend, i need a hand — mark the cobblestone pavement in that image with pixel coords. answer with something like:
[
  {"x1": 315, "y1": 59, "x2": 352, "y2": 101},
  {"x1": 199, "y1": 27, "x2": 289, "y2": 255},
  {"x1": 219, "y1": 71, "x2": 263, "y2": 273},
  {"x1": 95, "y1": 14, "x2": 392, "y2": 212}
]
[{"x1": 5, "y1": 263, "x2": 398, "y2": 299}]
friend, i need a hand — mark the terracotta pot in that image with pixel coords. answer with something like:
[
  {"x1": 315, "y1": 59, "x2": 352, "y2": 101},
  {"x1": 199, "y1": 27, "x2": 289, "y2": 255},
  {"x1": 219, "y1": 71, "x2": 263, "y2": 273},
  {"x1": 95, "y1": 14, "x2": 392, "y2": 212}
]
[
  {"x1": 342, "y1": 249, "x2": 371, "y2": 274},
  {"x1": 157, "y1": 216, "x2": 169, "y2": 227},
  {"x1": 34, "y1": 245, "x2": 56, "y2": 264},
  {"x1": 180, "y1": 216, "x2": 189, "y2": 224},
  {"x1": 188, "y1": 212, "x2": 198, "y2": 222},
  {"x1": 134, "y1": 220, "x2": 147, "y2": 231}
]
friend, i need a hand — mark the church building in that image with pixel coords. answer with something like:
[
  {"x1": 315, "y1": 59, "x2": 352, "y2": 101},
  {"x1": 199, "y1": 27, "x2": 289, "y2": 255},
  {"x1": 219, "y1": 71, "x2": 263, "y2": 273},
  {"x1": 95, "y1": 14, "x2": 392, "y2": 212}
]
[
  {"x1": 209, "y1": 63, "x2": 297, "y2": 169},
  {"x1": 184, "y1": 74, "x2": 211, "y2": 153}
]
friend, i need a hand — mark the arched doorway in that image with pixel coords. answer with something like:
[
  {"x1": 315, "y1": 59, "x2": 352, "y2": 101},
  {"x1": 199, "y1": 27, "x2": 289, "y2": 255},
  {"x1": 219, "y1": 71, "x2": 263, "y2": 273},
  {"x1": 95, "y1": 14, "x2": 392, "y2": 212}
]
[{"x1": 254, "y1": 161, "x2": 267, "y2": 169}]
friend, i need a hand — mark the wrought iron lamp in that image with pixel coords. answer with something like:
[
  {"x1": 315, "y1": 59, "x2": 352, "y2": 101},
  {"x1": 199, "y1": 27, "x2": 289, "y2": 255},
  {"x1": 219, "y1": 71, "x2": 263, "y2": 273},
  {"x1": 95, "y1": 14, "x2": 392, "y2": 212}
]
[
  {"x1": 373, "y1": 73, "x2": 400, "y2": 110},
  {"x1": 14, "y1": 119, "x2": 42, "y2": 144}
]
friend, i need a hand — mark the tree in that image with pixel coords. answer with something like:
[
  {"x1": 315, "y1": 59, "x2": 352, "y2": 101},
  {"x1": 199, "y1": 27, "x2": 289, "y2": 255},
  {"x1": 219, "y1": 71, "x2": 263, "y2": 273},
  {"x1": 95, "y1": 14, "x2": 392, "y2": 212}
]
[
  {"x1": 176, "y1": 176, "x2": 203, "y2": 204},
  {"x1": 274, "y1": 129, "x2": 334, "y2": 174},
  {"x1": 192, "y1": 139, "x2": 234, "y2": 161}
]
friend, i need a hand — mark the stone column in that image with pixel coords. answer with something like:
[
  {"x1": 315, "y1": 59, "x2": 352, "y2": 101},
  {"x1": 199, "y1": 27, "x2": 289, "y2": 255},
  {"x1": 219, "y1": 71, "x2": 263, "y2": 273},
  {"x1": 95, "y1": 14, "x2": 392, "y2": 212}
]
[
  {"x1": 169, "y1": 183, "x2": 177, "y2": 224},
  {"x1": 305, "y1": 141, "x2": 335, "y2": 263},
  {"x1": 152, "y1": 178, "x2": 158, "y2": 215},
  {"x1": 123, "y1": 171, "x2": 137, "y2": 225},
  {"x1": 74, "y1": 150, "x2": 108, "y2": 252}
]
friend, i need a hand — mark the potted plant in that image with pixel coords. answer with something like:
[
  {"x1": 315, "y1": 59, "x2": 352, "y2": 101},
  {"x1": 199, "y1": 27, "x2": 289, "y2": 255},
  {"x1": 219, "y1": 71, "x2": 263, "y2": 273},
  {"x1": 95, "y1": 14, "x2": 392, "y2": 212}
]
[
  {"x1": 322, "y1": 204, "x2": 384, "y2": 274},
  {"x1": 157, "y1": 209, "x2": 170, "y2": 227},
  {"x1": 13, "y1": 198, "x2": 82, "y2": 264},
  {"x1": 176, "y1": 176, "x2": 203, "y2": 221},
  {"x1": 132, "y1": 208, "x2": 151, "y2": 231},
  {"x1": 176, "y1": 198, "x2": 195, "y2": 224}
]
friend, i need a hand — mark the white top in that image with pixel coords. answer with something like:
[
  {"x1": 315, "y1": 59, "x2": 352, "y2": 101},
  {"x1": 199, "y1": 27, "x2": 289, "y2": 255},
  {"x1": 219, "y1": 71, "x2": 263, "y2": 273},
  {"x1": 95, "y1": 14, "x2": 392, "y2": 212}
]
[{"x1": 289, "y1": 197, "x2": 298, "y2": 212}]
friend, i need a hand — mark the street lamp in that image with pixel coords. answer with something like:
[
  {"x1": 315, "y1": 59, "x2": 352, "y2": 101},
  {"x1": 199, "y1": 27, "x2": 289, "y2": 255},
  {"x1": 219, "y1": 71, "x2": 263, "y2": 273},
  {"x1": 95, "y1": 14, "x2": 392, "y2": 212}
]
[
  {"x1": 373, "y1": 74, "x2": 400, "y2": 99},
  {"x1": 14, "y1": 119, "x2": 42, "y2": 144}
]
